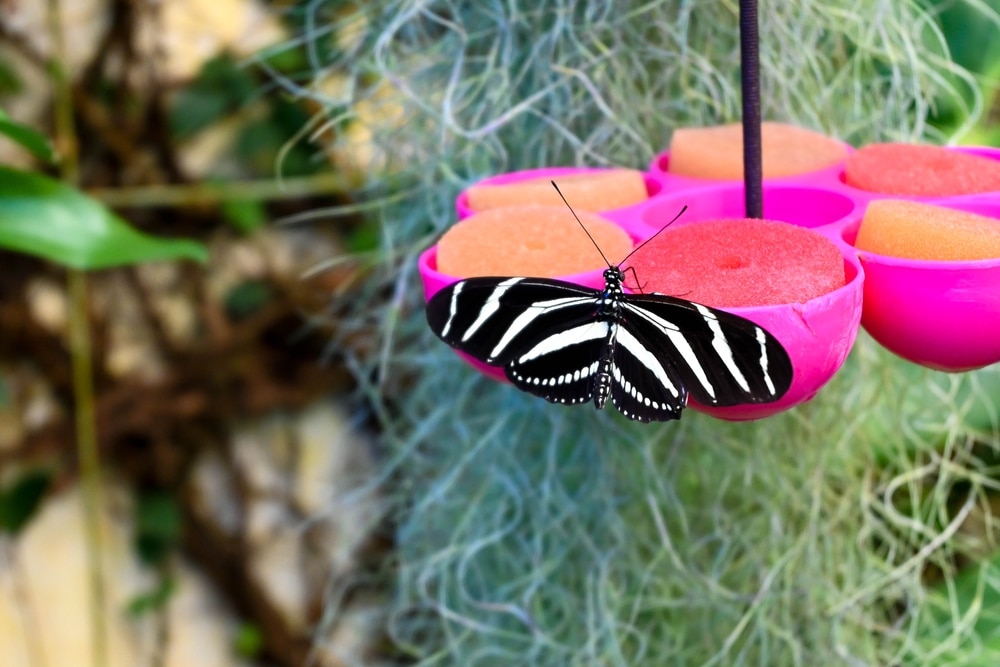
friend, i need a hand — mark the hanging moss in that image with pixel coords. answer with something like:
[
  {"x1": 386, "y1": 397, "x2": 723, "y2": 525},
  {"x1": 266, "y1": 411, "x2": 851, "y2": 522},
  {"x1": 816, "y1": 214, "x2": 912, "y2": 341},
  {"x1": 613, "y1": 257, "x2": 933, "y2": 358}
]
[{"x1": 275, "y1": 1, "x2": 1000, "y2": 664}]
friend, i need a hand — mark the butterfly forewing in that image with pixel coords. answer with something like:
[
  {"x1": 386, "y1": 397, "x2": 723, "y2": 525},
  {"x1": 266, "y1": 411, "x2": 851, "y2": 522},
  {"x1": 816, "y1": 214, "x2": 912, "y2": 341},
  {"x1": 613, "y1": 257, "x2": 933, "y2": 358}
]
[
  {"x1": 426, "y1": 277, "x2": 598, "y2": 365},
  {"x1": 621, "y1": 296, "x2": 793, "y2": 407}
]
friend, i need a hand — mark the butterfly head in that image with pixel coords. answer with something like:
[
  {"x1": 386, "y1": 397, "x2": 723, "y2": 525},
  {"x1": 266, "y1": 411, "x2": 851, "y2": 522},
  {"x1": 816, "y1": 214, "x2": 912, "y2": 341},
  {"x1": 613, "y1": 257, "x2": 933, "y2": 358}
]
[{"x1": 603, "y1": 266, "x2": 625, "y2": 291}]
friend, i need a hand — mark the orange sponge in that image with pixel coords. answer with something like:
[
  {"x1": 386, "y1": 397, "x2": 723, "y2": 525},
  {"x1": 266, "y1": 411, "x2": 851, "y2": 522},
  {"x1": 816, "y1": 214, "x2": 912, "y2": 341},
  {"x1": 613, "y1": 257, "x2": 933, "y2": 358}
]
[
  {"x1": 626, "y1": 219, "x2": 845, "y2": 307},
  {"x1": 667, "y1": 122, "x2": 847, "y2": 179},
  {"x1": 466, "y1": 170, "x2": 648, "y2": 212},
  {"x1": 436, "y1": 206, "x2": 633, "y2": 278},
  {"x1": 855, "y1": 200, "x2": 1000, "y2": 261},
  {"x1": 845, "y1": 143, "x2": 1000, "y2": 196}
]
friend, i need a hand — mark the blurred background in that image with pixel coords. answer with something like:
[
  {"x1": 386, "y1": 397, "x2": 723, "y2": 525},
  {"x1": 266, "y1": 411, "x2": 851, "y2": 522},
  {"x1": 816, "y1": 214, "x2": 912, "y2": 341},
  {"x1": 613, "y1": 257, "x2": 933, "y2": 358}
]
[{"x1": 0, "y1": 1, "x2": 999, "y2": 666}]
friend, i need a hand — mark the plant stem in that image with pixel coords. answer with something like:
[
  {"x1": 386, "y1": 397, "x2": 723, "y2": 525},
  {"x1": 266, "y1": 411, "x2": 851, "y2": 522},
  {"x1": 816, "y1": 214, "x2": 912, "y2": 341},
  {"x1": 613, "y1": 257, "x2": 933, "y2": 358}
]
[
  {"x1": 46, "y1": 1, "x2": 107, "y2": 666},
  {"x1": 68, "y1": 269, "x2": 107, "y2": 667},
  {"x1": 87, "y1": 172, "x2": 353, "y2": 208}
]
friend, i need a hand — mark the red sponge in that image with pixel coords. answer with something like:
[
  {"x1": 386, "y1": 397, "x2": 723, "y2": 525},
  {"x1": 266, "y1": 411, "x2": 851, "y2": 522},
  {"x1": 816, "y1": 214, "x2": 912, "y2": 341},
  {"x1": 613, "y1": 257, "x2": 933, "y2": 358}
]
[
  {"x1": 845, "y1": 143, "x2": 1000, "y2": 196},
  {"x1": 625, "y1": 219, "x2": 845, "y2": 307}
]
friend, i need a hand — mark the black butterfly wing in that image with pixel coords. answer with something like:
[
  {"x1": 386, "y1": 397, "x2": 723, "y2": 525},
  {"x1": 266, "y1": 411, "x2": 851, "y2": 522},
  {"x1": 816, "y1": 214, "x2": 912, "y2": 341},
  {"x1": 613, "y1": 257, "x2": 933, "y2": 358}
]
[
  {"x1": 425, "y1": 276, "x2": 599, "y2": 366},
  {"x1": 609, "y1": 323, "x2": 688, "y2": 422},
  {"x1": 621, "y1": 295, "x2": 793, "y2": 407},
  {"x1": 505, "y1": 320, "x2": 610, "y2": 407}
]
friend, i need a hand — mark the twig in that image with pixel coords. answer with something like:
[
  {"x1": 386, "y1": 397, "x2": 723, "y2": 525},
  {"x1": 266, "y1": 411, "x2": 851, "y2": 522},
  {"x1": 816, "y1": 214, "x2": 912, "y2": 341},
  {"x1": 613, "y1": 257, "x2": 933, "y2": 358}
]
[
  {"x1": 87, "y1": 173, "x2": 355, "y2": 209},
  {"x1": 45, "y1": 1, "x2": 107, "y2": 666}
]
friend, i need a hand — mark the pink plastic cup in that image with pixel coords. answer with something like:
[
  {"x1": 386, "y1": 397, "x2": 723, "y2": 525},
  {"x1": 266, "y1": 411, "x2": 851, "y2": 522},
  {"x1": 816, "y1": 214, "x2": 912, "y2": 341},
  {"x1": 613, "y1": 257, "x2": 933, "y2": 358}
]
[
  {"x1": 842, "y1": 199, "x2": 1000, "y2": 372},
  {"x1": 455, "y1": 167, "x2": 662, "y2": 239},
  {"x1": 627, "y1": 184, "x2": 865, "y2": 420},
  {"x1": 423, "y1": 182, "x2": 866, "y2": 421}
]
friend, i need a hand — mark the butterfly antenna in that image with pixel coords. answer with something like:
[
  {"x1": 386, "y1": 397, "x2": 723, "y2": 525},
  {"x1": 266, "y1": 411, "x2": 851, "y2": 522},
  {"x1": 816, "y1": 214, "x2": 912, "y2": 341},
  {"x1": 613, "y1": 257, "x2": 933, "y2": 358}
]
[
  {"x1": 551, "y1": 180, "x2": 613, "y2": 269},
  {"x1": 619, "y1": 204, "x2": 688, "y2": 265}
]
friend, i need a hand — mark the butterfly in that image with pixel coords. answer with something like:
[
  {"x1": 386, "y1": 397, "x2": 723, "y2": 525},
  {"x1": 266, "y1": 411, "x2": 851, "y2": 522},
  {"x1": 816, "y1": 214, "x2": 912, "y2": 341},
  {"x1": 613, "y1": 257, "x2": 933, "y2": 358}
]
[{"x1": 425, "y1": 184, "x2": 793, "y2": 422}]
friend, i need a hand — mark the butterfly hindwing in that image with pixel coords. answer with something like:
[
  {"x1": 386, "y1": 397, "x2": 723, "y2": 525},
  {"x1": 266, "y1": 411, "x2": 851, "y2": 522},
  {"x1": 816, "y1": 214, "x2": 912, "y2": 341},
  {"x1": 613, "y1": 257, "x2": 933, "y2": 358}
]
[
  {"x1": 505, "y1": 320, "x2": 609, "y2": 406},
  {"x1": 621, "y1": 295, "x2": 793, "y2": 407},
  {"x1": 610, "y1": 322, "x2": 688, "y2": 422},
  {"x1": 425, "y1": 277, "x2": 598, "y2": 365}
]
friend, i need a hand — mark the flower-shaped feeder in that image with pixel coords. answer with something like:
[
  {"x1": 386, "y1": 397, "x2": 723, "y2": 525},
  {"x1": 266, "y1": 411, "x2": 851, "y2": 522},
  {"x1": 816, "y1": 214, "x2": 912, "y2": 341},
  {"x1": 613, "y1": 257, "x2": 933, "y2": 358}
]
[{"x1": 422, "y1": 183, "x2": 864, "y2": 421}]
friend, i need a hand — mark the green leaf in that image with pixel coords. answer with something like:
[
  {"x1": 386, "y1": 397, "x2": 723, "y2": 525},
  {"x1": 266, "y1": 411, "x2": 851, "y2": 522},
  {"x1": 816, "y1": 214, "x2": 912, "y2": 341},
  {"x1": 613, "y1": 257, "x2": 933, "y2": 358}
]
[
  {"x1": 233, "y1": 622, "x2": 264, "y2": 659},
  {"x1": 170, "y1": 55, "x2": 258, "y2": 140},
  {"x1": 220, "y1": 197, "x2": 266, "y2": 234},
  {"x1": 0, "y1": 167, "x2": 207, "y2": 269},
  {"x1": 126, "y1": 577, "x2": 177, "y2": 617},
  {"x1": 134, "y1": 492, "x2": 182, "y2": 566},
  {"x1": 224, "y1": 280, "x2": 273, "y2": 321},
  {"x1": 0, "y1": 109, "x2": 57, "y2": 163},
  {"x1": 0, "y1": 470, "x2": 52, "y2": 535}
]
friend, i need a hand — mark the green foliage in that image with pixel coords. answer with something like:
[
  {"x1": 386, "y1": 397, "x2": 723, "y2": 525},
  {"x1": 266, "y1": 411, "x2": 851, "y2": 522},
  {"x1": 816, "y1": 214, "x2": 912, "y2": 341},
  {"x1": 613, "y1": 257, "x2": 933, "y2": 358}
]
[
  {"x1": 133, "y1": 491, "x2": 183, "y2": 566},
  {"x1": 0, "y1": 108, "x2": 57, "y2": 163},
  {"x1": 233, "y1": 622, "x2": 264, "y2": 659},
  {"x1": 171, "y1": 54, "x2": 329, "y2": 178},
  {"x1": 127, "y1": 492, "x2": 182, "y2": 617},
  {"x1": 0, "y1": 469, "x2": 52, "y2": 536},
  {"x1": 224, "y1": 280, "x2": 274, "y2": 320},
  {"x1": 928, "y1": 0, "x2": 1000, "y2": 142},
  {"x1": 0, "y1": 60, "x2": 22, "y2": 97},
  {"x1": 220, "y1": 196, "x2": 267, "y2": 234},
  {"x1": 170, "y1": 55, "x2": 259, "y2": 140},
  {"x1": 0, "y1": 167, "x2": 207, "y2": 269},
  {"x1": 908, "y1": 552, "x2": 1000, "y2": 665},
  {"x1": 126, "y1": 577, "x2": 177, "y2": 617}
]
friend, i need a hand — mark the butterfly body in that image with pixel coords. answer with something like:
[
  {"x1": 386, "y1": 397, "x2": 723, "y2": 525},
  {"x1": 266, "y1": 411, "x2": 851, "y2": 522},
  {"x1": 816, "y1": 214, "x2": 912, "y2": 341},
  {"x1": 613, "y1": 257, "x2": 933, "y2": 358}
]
[{"x1": 426, "y1": 265, "x2": 793, "y2": 422}]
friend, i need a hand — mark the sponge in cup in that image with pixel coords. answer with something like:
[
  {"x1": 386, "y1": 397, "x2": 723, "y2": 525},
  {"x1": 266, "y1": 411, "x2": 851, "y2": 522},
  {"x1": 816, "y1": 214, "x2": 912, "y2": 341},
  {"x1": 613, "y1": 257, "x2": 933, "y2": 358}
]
[
  {"x1": 845, "y1": 143, "x2": 1000, "y2": 196},
  {"x1": 466, "y1": 170, "x2": 648, "y2": 213},
  {"x1": 855, "y1": 200, "x2": 1000, "y2": 261},
  {"x1": 435, "y1": 206, "x2": 634, "y2": 278},
  {"x1": 626, "y1": 219, "x2": 845, "y2": 307},
  {"x1": 667, "y1": 122, "x2": 847, "y2": 179}
]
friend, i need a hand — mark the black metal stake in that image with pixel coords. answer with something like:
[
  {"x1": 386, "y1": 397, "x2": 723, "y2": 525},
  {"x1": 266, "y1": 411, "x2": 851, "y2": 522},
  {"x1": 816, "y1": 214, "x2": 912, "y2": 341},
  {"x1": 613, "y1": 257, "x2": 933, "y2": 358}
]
[{"x1": 740, "y1": 0, "x2": 763, "y2": 219}]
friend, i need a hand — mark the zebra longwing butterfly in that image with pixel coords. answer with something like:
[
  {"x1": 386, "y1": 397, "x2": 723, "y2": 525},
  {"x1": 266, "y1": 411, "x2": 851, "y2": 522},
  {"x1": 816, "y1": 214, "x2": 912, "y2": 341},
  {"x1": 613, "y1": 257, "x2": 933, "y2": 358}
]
[{"x1": 425, "y1": 184, "x2": 793, "y2": 422}]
